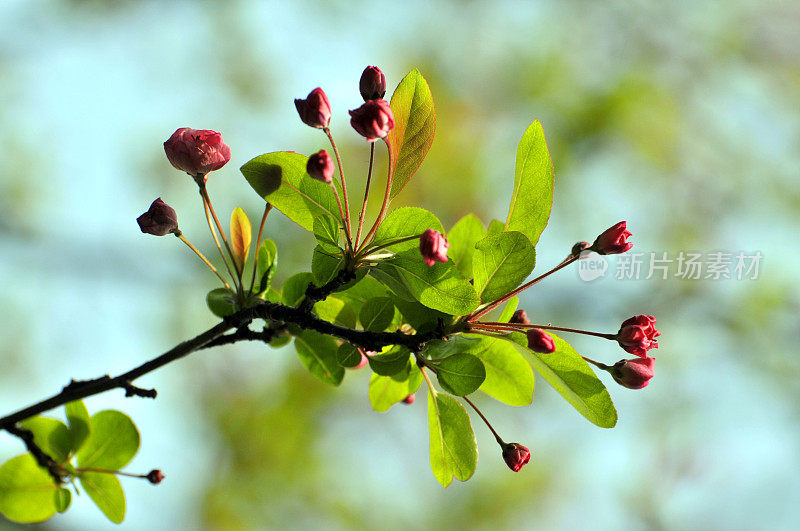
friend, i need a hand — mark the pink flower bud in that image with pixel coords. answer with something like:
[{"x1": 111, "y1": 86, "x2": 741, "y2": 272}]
[
  {"x1": 509, "y1": 309, "x2": 530, "y2": 325},
  {"x1": 526, "y1": 328, "x2": 556, "y2": 353},
  {"x1": 348, "y1": 99, "x2": 395, "y2": 141},
  {"x1": 402, "y1": 394, "x2": 415, "y2": 405},
  {"x1": 146, "y1": 469, "x2": 165, "y2": 484},
  {"x1": 359, "y1": 66, "x2": 387, "y2": 101},
  {"x1": 294, "y1": 87, "x2": 331, "y2": 129},
  {"x1": 571, "y1": 241, "x2": 590, "y2": 257},
  {"x1": 419, "y1": 229, "x2": 449, "y2": 266},
  {"x1": 163, "y1": 128, "x2": 231, "y2": 179},
  {"x1": 306, "y1": 149, "x2": 335, "y2": 184},
  {"x1": 501, "y1": 442, "x2": 531, "y2": 472},
  {"x1": 616, "y1": 315, "x2": 660, "y2": 358},
  {"x1": 590, "y1": 221, "x2": 632, "y2": 255},
  {"x1": 609, "y1": 356, "x2": 655, "y2": 389},
  {"x1": 137, "y1": 198, "x2": 179, "y2": 236}
]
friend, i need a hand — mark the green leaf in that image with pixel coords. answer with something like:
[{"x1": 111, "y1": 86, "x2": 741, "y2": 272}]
[
  {"x1": 373, "y1": 255, "x2": 479, "y2": 315},
  {"x1": 368, "y1": 370, "x2": 422, "y2": 412},
  {"x1": 313, "y1": 215, "x2": 341, "y2": 254},
  {"x1": 505, "y1": 120, "x2": 555, "y2": 246},
  {"x1": 434, "y1": 354, "x2": 486, "y2": 396},
  {"x1": 206, "y1": 288, "x2": 238, "y2": 317},
  {"x1": 336, "y1": 343, "x2": 363, "y2": 368},
  {"x1": 505, "y1": 334, "x2": 617, "y2": 427},
  {"x1": 447, "y1": 214, "x2": 485, "y2": 278},
  {"x1": 385, "y1": 69, "x2": 436, "y2": 199},
  {"x1": 497, "y1": 296, "x2": 519, "y2": 323},
  {"x1": 487, "y1": 219, "x2": 505, "y2": 235},
  {"x1": 0, "y1": 455, "x2": 59, "y2": 523},
  {"x1": 241, "y1": 151, "x2": 342, "y2": 231},
  {"x1": 18, "y1": 417, "x2": 72, "y2": 463},
  {"x1": 336, "y1": 276, "x2": 389, "y2": 316},
  {"x1": 76, "y1": 410, "x2": 140, "y2": 470},
  {"x1": 256, "y1": 239, "x2": 278, "y2": 292},
  {"x1": 65, "y1": 400, "x2": 90, "y2": 454},
  {"x1": 80, "y1": 472, "x2": 125, "y2": 524},
  {"x1": 311, "y1": 246, "x2": 345, "y2": 286},
  {"x1": 427, "y1": 393, "x2": 478, "y2": 487},
  {"x1": 282, "y1": 272, "x2": 315, "y2": 307},
  {"x1": 368, "y1": 346, "x2": 412, "y2": 376},
  {"x1": 294, "y1": 330, "x2": 344, "y2": 385},
  {"x1": 460, "y1": 334, "x2": 533, "y2": 406},
  {"x1": 390, "y1": 295, "x2": 451, "y2": 332},
  {"x1": 359, "y1": 297, "x2": 395, "y2": 331},
  {"x1": 370, "y1": 207, "x2": 444, "y2": 254},
  {"x1": 230, "y1": 206, "x2": 252, "y2": 270},
  {"x1": 314, "y1": 296, "x2": 357, "y2": 328},
  {"x1": 472, "y1": 231, "x2": 535, "y2": 302},
  {"x1": 54, "y1": 488, "x2": 71, "y2": 513}
]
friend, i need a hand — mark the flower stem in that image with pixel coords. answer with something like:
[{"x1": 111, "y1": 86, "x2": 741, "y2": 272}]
[
  {"x1": 359, "y1": 139, "x2": 394, "y2": 250},
  {"x1": 175, "y1": 232, "x2": 232, "y2": 290},
  {"x1": 582, "y1": 356, "x2": 610, "y2": 371},
  {"x1": 324, "y1": 127, "x2": 353, "y2": 251},
  {"x1": 329, "y1": 183, "x2": 352, "y2": 251},
  {"x1": 462, "y1": 395, "x2": 505, "y2": 446},
  {"x1": 249, "y1": 203, "x2": 272, "y2": 294},
  {"x1": 355, "y1": 142, "x2": 375, "y2": 248},
  {"x1": 471, "y1": 321, "x2": 616, "y2": 340},
  {"x1": 356, "y1": 233, "x2": 422, "y2": 259},
  {"x1": 77, "y1": 467, "x2": 149, "y2": 480},
  {"x1": 199, "y1": 190, "x2": 238, "y2": 290}
]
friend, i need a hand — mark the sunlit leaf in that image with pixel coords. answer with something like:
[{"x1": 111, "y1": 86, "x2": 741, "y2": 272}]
[
  {"x1": 368, "y1": 346, "x2": 412, "y2": 376},
  {"x1": 80, "y1": 472, "x2": 125, "y2": 524},
  {"x1": 76, "y1": 410, "x2": 140, "y2": 470},
  {"x1": 472, "y1": 231, "x2": 535, "y2": 302},
  {"x1": 0, "y1": 455, "x2": 59, "y2": 523},
  {"x1": 294, "y1": 330, "x2": 344, "y2": 385},
  {"x1": 313, "y1": 215, "x2": 341, "y2": 254},
  {"x1": 447, "y1": 214, "x2": 485, "y2": 278},
  {"x1": 359, "y1": 297, "x2": 395, "y2": 332},
  {"x1": 434, "y1": 354, "x2": 486, "y2": 396},
  {"x1": 18, "y1": 417, "x2": 71, "y2": 463},
  {"x1": 370, "y1": 207, "x2": 444, "y2": 254},
  {"x1": 427, "y1": 392, "x2": 478, "y2": 487},
  {"x1": 65, "y1": 400, "x2": 90, "y2": 454}
]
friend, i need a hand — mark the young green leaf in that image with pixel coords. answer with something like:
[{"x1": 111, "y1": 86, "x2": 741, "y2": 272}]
[
  {"x1": 313, "y1": 215, "x2": 341, "y2": 254},
  {"x1": 427, "y1": 392, "x2": 478, "y2": 487},
  {"x1": 18, "y1": 417, "x2": 72, "y2": 463},
  {"x1": 368, "y1": 346, "x2": 412, "y2": 376},
  {"x1": 497, "y1": 296, "x2": 520, "y2": 323},
  {"x1": 0, "y1": 455, "x2": 60, "y2": 523},
  {"x1": 505, "y1": 120, "x2": 555, "y2": 246},
  {"x1": 281, "y1": 272, "x2": 316, "y2": 307},
  {"x1": 459, "y1": 334, "x2": 534, "y2": 406},
  {"x1": 294, "y1": 330, "x2": 344, "y2": 385},
  {"x1": 240, "y1": 151, "x2": 343, "y2": 231},
  {"x1": 447, "y1": 214, "x2": 486, "y2": 278},
  {"x1": 368, "y1": 370, "x2": 423, "y2": 412},
  {"x1": 76, "y1": 410, "x2": 140, "y2": 470},
  {"x1": 256, "y1": 238, "x2": 278, "y2": 292},
  {"x1": 370, "y1": 207, "x2": 444, "y2": 254},
  {"x1": 505, "y1": 334, "x2": 617, "y2": 427},
  {"x1": 472, "y1": 231, "x2": 535, "y2": 302},
  {"x1": 311, "y1": 246, "x2": 345, "y2": 286},
  {"x1": 487, "y1": 219, "x2": 505, "y2": 235},
  {"x1": 80, "y1": 472, "x2": 125, "y2": 524},
  {"x1": 434, "y1": 354, "x2": 486, "y2": 396},
  {"x1": 359, "y1": 297, "x2": 395, "y2": 331},
  {"x1": 385, "y1": 69, "x2": 436, "y2": 199},
  {"x1": 206, "y1": 288, "x2": 238, "y2": 317},
  {"x1": 314, "y1": 297, "x2": 357, "y2": 328},
  {"x1": 230, "y1": 207, "x2": 252, "y2": 270},
  {"x1": 336, "y1": 343, "x2": 363, "y2": 368},
  {"x1": 54, "y1": 488, "x2": 71, "y2": 513},
  {"x1": 65, "y1": 400, "x2": 91, "y2": 454}
]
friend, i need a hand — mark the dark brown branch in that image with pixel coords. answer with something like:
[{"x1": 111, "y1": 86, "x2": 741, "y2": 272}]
[
  {"x1": 298, "y1": 268, "x2": 356, "y2": 313},
  {"x1": 5, "y1": 425, "x2": 62, "y2": 484},
  {"x1": 123, "y1": 382, "x2": 157, "y2": 399}
]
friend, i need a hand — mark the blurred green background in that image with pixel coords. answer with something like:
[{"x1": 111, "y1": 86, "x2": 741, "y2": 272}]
[{"x1": 1, "y1": 0, "x2": 799, "y2": 529}]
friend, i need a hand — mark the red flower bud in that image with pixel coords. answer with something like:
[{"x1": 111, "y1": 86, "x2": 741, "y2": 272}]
[
  {"x1": 419, "y1": 229, "x2": 449, "y2": 266},
  {"x1": 501, "y1": 442, "x2": 531, "y2": 472},
  {"x1": 137, "y1": 198, "x2": 179, "y2": 236},
  {"x1": 359, "y1": 66, "x2": 387, "y2": 101},
  {"x1": 609, "y1": 356, "x2": 655, "y2": 389},
  {"x1": 306, "y1": 149, "x2": 335, "y2": 184},
  {"x1": 616, "y1": 315, "x2": 660, "y2": 358},
  {"x1": 146, "y1": 469, "x2": 165, "y2": 484},
  {"x1": 571, "y1": 241, "x2": 590, "y2": 257},
  {"x1": 163, "y1": 128, "x2": 231, "y2": 179},
  {"x1": 509, "y1": 309, "x2": 530, "y2": 325},
  {"x1": 590, "y1": 221, "x2": 632, "y2": 255},
  {"x1": 294, "y1": 87, "x2": 331, "y2": 129},
  {"x1": 402, "y1": 394, "x2": 415, "y2": 405},
  {"x1": 348, "y1": 99, "x2": 395, "y2": 142},
  {"x1": 526, "y1": 328, "x2": 556, "y2": 353}
]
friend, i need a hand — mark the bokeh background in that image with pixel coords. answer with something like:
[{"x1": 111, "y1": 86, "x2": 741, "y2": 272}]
[{"x1": 2, "y1": 0, "x2": 799, "y2": 529}]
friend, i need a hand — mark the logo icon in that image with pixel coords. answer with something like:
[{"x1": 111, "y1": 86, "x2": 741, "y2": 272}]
[{"x1": 577, "y1": 251, "x2": 608, "y2": 282}]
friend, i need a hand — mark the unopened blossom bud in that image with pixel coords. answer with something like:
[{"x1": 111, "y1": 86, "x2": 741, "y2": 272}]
[
  {"x1": 306, "y1": 149, "x2": 335, "y2": 184},
  {"x1": 359, "y1": 66, "x2": 387, "y2": 101},
  {"x1": 509, "y1": 310, "x2": 530, "y2": 325},
  {"x1": 590, "y1": 221, "x2": 632, "y2": 255},
  {"x1": 402, "y1": 394, "x2": 415, "y2": 405},
  {"x1": 616, "y1": 315, "x2": 660, "y2": 358},
  {"x1": 419, "y1": 229, "x2": 449, "y2": 266},
  {"x1": 609, "y1": 357, "x2": 655, "y2": 389},
  {"x1": 163, "y1": 128, "x2": 231, "y2": 179},
  {"x1": 349, "y1": 99, "x2": 395, "y2": 141},
  {"x1": 501, "y1": 442, "x2": 531, "y2": 472},
  {"x1": 137, "y1": 198, "x2": 179, "y2": 236},
  {"x1": 571, "y1": 241, "x2": 590, "y2": 257},
  {"x1": 526, "y1": 328, "x2": 556, "y2": 353},
  {"x1": 294, "y1": 87, "x2": 331, "y2": 129},
  {"x1": 146, "y1": 469, "x2": 165, "y2": 484}
]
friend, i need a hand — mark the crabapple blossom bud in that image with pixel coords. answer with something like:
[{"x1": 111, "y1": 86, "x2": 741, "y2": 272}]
[
  {"x1": 137, "y1": 198, "x2": 179, "y2": 236},
  {"x1": 419, "y1": 229, "x2": 449, "y2": 266},
  {"x1": 571, "y1": 241, "x2": 590, "y2": 257},
  {"x1": 509, "y1": 310, "x2": 530, "y2": 325},
  {"x1": 146, "y1": 469, "x2": 165, "y2": 484},
  {"x1": 402, "y1": 394, "x2": 415, "y2": 405},
  {"x1": 359, "y1": 66, "x2": 387, "y2": 101},
  {"x1": 616, "y1": 315, "x2": 660, "y2": 358},
  {"x1": 526, "y1": 328, "x2": 556, "y2": 353},
  {"x1": 163, "y1": 128, "x2": 231, "y2": 179},
  {"x1": 609, "y1": 357, "x2": 655, "y2": 389},
  {"x1": 501, "y1": 442, "x2": 531, "y2": 472},
  {"x1": 349, "y1": 99, "x2": 395, "y2": 141},
  {"x1": 590, "y1": 221, "x2": 632, "y2": 255},
  {"x1": 306, "y1": 149, "x2": 335, "y2": 184},
  {"x1": 294, "y1": 87, "x2": 331, "y2": 129}
]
